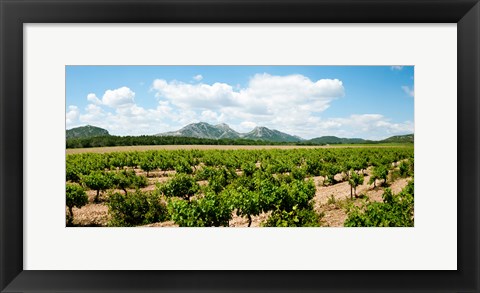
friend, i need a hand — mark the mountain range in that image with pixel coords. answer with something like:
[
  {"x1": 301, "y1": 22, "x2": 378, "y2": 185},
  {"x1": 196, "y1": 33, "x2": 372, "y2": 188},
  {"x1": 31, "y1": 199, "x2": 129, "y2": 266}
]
[
  {"x1": 66, "y1": 122, "x2": 414, "y2": 144},
  {"x1": 157, "y1": 122, "x2": 302, "y2": 143}
]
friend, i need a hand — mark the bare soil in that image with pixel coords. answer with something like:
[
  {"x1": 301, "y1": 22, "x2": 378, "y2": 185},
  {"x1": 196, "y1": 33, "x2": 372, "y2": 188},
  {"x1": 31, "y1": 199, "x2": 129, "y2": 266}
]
[
  {"x1": 69, "y1": 203, "x2": 109, "y2": 227},
  {"x1": 316, "y1": 175, "x2": 412, "y2": 227}
]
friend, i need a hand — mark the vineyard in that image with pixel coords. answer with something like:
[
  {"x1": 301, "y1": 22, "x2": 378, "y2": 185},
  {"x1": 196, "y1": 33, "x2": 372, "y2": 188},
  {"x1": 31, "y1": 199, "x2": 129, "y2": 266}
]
[{"x1": 66, "y1": 146, "x2": 414, "y2": 227}]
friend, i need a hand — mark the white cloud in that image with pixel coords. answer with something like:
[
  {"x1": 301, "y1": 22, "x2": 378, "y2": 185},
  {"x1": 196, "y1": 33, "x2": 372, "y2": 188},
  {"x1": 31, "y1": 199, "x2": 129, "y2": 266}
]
[
  {"x1": 309, "y1": 114, "x2": 414, "y2": 140},
  {"x1": 76, "y1": 95, "x2": 204, "y2": 136},
  {"x1": 65, "y1": 105, "x2": 79, "y2": 125},
  {"x1": 200, "y1": 110, "x2": 226, "y2": 123},
  {"x1": 239, "y1": 121, "x2": 257, "y2": 131},
  {"x1": 77, "y1": 102, "x2": 172, "y2": 135},
  {"x1": 74, "y1": 87, "x2": 183, "y2": 134},
  {"x1": 85, "y1": 86, "x2": 136, "y2": 108},
  {"x1": 87, "y1": 93, "x2": 102, "y2": 105},
  {"x1": 401, "y1": 85, "x2": 414, "y2": 98},
  {"x1": 193, "y1": 74, "x2": 203, "y2": 81},
  {"x1": 79, "y1": 104, "x2": 105, "y2": 124},
  {"x1": 102, "y1": 86, "x2": 135, "y2": 108},
  {"x1": 391, "y1": 66, "x2": 404, "y2": 70},
  {"x1": 151, "y1": 74, "x2": 345, "y2": 134},
  {"x1": 71, "y1": 75, "x2": 411, "y2": 140},
  {"x1": 234, "y1": 74, "x2": 344, "y2": 116},
  {"x1": 152, "y1": 79, "x2": 238, "y2": 109}
]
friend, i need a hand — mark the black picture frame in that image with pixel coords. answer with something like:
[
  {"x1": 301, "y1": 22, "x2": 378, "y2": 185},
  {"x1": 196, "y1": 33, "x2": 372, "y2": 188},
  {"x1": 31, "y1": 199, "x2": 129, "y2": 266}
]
[{"x1": 1, "y1": 0, "x2": 479, "y2": 292}]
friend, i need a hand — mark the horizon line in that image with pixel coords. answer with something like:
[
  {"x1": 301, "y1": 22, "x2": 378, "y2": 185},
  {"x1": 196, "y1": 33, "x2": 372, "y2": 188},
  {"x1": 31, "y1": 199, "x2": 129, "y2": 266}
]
[{"x1": 66, "y1": 122, "x2": 414, "y2": 141}]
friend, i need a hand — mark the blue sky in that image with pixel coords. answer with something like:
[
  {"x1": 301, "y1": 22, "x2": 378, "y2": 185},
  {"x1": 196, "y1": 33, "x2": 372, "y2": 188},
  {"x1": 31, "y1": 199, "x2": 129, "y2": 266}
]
[{"x1": 66, "y1": 65, "x2": 414, "y2": 140}]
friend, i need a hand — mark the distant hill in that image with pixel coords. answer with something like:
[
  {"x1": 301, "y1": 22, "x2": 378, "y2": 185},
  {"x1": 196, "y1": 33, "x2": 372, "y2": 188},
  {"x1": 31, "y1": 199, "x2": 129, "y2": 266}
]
[
  {"x1": 380, "y1": 134, "x2": 414, "y2": 143},
  {"x1": 157, "y1": 122, "x2": 302, "y2": 143},
  {"x1": 243, "y1": 126, "x2": 302, "y2": 142},
  {"x1": 305, "y1": 136, "x2": 367, "y2": 144},
  {"x1": 66, "y1": 125, "x2": 110, "y2": 139},
  {"x1": 158, "y1": 122, "x2": 241, "y2": 139}
]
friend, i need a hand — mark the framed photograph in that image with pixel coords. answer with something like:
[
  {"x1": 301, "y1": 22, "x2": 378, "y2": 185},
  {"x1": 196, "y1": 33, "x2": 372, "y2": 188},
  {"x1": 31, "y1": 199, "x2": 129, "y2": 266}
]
[{"x1": 1, "y1": 0, "x2": 479, "y2": 292}]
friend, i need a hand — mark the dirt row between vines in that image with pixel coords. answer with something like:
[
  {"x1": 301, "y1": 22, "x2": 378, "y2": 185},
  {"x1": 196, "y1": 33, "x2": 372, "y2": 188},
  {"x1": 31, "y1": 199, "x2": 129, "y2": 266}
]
[{"x1": 70, "y1": 165, "x2": 411, "y2": 227}]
